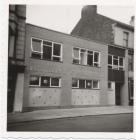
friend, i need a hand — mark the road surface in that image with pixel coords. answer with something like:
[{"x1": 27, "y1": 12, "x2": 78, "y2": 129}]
[{"x1": 7, "y1": 113, "x2": 133, "y2": 132}]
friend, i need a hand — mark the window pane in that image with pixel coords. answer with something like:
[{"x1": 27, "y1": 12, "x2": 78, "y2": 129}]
[
  {"x1": 53, "y1": 43, "x2": 61, "y2": 56},
  {"x1": 43, "y1": 45, "x2": 52, "y2": 60},
  {"x1": 86, "y1": 80, "x2": 92, "y2": 89},
  {"x1": 32, "y1": 38, "x2": 42, "y2": 52},
  {"x1": 108, "y1": 55, "x2": 112, "y2": 64},
  {"x1": 87, "y1": 52, "x2": 93, "y2": 66},
  {"x1": 43, "y1": 41, "x2": 52, "y2": 46},
  {"x1": 79, "y1": 80, "x2": 85, "y2": 88},
  {"x1": 72, "y1": 79, "x2": 78, "y2": 88},
  {"x1": 30, "y1": 76, "x2": 39, "y2": 86},
  {"x1": 80, "y1": 51, "x2": 86, "y2": 65},
  {"x1": 94, "y1": 52, "x2": 99, "y2": 62},
  {"x1": 119, "y1": 57, "x2": 123, "y2": 66},
  {"x1": 93, "y1": 80, "x2": 99, "y2": 89},
  {"x1": 31, "y1": 52, "x2": 41, "y2": 59},
  {"x1": 51, "y1": 77, "x2": 60, "y2": 87},
  {"x1": 41, "y1": 76, "x2": 50, "y2": 87},
  {"x1": 113, "y1": 58, "x2": 118, "y2": 65},
  {"x1": 73, "y1": 48, "x2": 79, "y2": 58}
]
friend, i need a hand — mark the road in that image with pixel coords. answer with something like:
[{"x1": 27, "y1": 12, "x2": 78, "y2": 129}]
[{"x1": 7, "y1": 113, "x2": 133, "y2": 132}]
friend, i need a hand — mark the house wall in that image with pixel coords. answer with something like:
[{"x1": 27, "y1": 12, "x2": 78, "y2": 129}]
[
  {"x1": 23, "y1": 24, "x2": 108, "y2": 108},
  {"x1": 114, "y1": 26, "x2": 134, "y2": 48}
]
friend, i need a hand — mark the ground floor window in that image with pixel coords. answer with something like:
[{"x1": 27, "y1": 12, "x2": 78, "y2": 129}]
[
  {"x1": 72, "y1": 78, "x2": 100, "y2": 89},
  {"x1": 29, "y1": 75, "x2": 61, "y2": 87}
]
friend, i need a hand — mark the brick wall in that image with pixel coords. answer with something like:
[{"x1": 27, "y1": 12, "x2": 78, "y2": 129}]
[{"x1": 23, "y1": 24, "x2": 108, "y2": 108}]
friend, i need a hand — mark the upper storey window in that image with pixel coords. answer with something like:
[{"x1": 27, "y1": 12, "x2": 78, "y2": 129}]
[
  {"x1": 108, "y1": 54, "x2": 124, "y2": 71},
  {"x1": 31, "y1": 37, "x2": 62, "y2": 62},
  {"x1": 123, "y1": 32, "x2": 129, "y2": 47},
  {"x1": 73, "y1": 47, "x2": 100, "y2": 67}
]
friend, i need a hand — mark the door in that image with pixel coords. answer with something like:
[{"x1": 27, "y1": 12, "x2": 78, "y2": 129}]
[{"x1": 115, "y1": 83, "x2": 121, "y2": 105}]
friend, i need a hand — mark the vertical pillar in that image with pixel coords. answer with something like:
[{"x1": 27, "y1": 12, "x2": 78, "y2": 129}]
[
  {"x1": 120, "y1": 49, "x2": 129, "y2": 105},
  {"x1": 13, "y1": 73, "x2": 24, "y2": 112}
]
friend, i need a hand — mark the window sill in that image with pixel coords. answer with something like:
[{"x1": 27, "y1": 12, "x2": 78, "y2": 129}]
[
  {"x1": 29, "y1": 85, "x2": 61, "y2": 88},
  {"x1": 72, "y1": 63, "x2": 101, "y2": 68},
  {"x1": 30, "y1": 57, "x2": 63, "y2": 63},
  {"x1": 72, "y1": 88, "x2": 100, "y2": 90}
]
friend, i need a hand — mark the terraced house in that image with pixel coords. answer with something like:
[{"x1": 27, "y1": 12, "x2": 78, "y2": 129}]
[
  {"x1": 71, "y1": 5, "x2": 134, "y2": 106},
  {"x1": 8, "y1": 5, "x2": 134, "y2": 112}
]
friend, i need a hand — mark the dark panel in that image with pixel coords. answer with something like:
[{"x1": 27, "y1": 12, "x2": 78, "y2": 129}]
[
  {"x1": 108, "y1": 46, "x2": 125, "y2": 57},
  {"x1": 108, "y1": 69, "x2": 124, "y2": 82}
]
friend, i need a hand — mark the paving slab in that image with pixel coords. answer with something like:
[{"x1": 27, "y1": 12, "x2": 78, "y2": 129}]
[{"x1": 7, "y1": 106, "x2": 133, "y2": 123}]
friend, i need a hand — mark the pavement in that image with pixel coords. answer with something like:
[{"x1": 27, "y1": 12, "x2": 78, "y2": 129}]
[{"x1": 7, "y1": 106, "x2": 133, "y2": 124}]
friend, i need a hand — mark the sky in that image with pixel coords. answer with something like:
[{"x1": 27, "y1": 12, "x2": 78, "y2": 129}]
[{"x1": 26, "y1": 5, "x2": 134, "y2": 34}]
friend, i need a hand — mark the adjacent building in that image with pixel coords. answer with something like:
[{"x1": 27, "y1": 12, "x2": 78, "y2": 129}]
[
  {"x1": 71, "y1": 5, "x2": 134, "y2": 105},
  {"x1": 8, "y1": 5, "x2": 26, "y2": 112}
]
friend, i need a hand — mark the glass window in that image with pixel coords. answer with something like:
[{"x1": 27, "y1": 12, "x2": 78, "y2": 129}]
[
  {"x1": 73, "y1": 48, "x2": 79, "y2": 58},
  {"x1": 108, "y1": 55, "x2": 112, "y2": 65},
  {"x1": 80, "y1": 49, "x2": 86, "y2": 65},
  {"x1": 87, "y1": 51, "x2": 93, "y2": 66},
  {"x1": 86, "y1": 80, "x2": 92, "y2": 89},
  {"x1": 119, "y1": 57, "x2": 123, "y2": 66},
  {"x1": 41, "y1": 76, "x2": 50, "y2": 87},
  {"x1": 93, "y1": 80, "x2": 99, "y2": 89},
  {"x1": 30, "y1": 76, "x2": 40, "y2": 86},
  {"x1": 79, "y1": 79, "x2": 85, "y2": 88},
  {"x1": 51, "y1": 77, "x2": 60, "y2": 87},
  {"x1": 53, "y1": 43, "x2": 61, "y2": 56},
  {"x1": 123, "y1": 32, "x2": 129, "y2": 47},
  {"x1": 43, "y1": 45, "x2": 52, "y2": 60},
  {"x1": 72, "y1": 79, "x2": 79, "y2": 88},
  {"x1": 94, "y1": 52, "x2": 99, "y2": 62},
  {"x1": 32, "y1": 38, "x2": 42, "y2": 52}
]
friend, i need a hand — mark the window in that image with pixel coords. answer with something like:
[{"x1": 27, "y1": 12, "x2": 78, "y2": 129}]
[
  {"x1": 72, "y1": 78, "x2": 100, "y2": 90},
  {"x1": 79, "y1": 79, "x2": 86, "y2": 89},
  {"x1": 108, "y1": 81, "x2": 114, "y2": 90},
  {"x1": 86, "y1": 80, "x2": 92, "y2": 89},
  {"x1": 31, "y1": 38, "x2": 42, "y2": 59},
  {"x1": 73, "y1": 47, "x2": 100, "y2": 67},
  {"x1": 108, "y1": 54, "x2": 124, "y2": 70},
  {"x1": 41, "y1": 76, "x2": 50, "y2": 87},
  {"x1": 30, "y1": 76, "x2": 40, "y2": 86},
  {"x1": 31, "y1": 37, "x2": 62, "y2": 62},
  {"x1": 128, "y1": 54, "x2": 133, "y2": 71},
  {"x1": 73, "y1": 48, "x2": 80, "y2": 64},
  {"x1": 51, "y1": 77, "x2": 60, "y2": 87},
  {"x1": 30, "y1": 75, "x2": 61, "y2": 87},
  {"x1": 93, "y1": 80, "x2": 99, "y2": 89},
  {"x1": 123, "y1": 32, "x2": 129, "y2": 47},
  {"x1": 72, "y1": 79, "x2": 79, "y2": 88}
]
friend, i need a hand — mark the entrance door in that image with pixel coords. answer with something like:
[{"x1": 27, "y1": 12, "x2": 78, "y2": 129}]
[
  {"x1": 115, "y1": 83, "x2": 121, "y2": 105},
  {"x1": 8, "y1": 71, "x2": 17, "y2": 112}
]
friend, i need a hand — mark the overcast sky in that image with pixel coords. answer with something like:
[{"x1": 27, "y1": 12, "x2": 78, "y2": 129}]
[{"x1": 26, "y1": 5, "x2": 134, "y2": 34}]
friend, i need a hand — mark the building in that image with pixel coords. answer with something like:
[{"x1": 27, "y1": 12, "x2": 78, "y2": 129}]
[
  {"x1": 21, "y1": 24, "x2": 108, "y2": 111},
  {"x1": 71, "y1": 5, "x2": 134, "y2": 105},
  {"x1": 8, "y1": 5, "x2": 26, "y2": 112},
  {"x1": 8, "y1": 5, "x2": 134, "y2": 112}
]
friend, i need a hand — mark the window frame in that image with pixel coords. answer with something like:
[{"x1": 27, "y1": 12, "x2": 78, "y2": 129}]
[
  {"x1": 31, "y1": 37, "x2": 63, "y2": 62},
  {"x1": 123, "y1": 31, "x2": 129, "y2": 47},
  {"x1": 72, "y1": 79, "x2": 79, "y2": 88},
  {"x1": 92, "y1": 80, "x2": 99, "y2": 89},
  {"x1": 108, "y1": 54, "x2": 124, "y2": 71},
  {"x1": 29, "y1": 75, "x2": 41, "y2": 87},
  {"x1": 50, "y1": 77, "x2": 61, "y2": 88},
  {"x1": 72, "y1": 47, "x2": 100, "y2": 67}
]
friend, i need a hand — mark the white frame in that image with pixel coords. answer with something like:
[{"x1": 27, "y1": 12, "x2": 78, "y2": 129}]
[
  {"x1": 92, "y1": 80, "x2": 100, "y2": 89},
  {"x1": 72, "y1": 47, "x2": 101, "y2": 67},
  {"x1": 29, "y1": 75, "x2": 41, "y2": 87},
  {"x1": 72, "y1": 79, "x2": 79, "y2": 88},
  {"x1": 108, "y1": 54, "x2": 124, "y2": 70},
  {"x1": 50, "y1": 77, "x2": 61, "y2": 88},
  {"x1": 31, "y1": 37, "x2": 63, "y2": 61}
]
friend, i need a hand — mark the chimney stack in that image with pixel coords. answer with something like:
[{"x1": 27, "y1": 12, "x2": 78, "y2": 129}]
[{"x1": 130, "y1": 16, "x2": 135, "y2": 26}]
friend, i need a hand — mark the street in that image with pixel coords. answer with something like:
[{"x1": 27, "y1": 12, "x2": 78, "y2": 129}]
[{"x1": 7, "y1": 113, "x2": 133, "y2": 132}]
